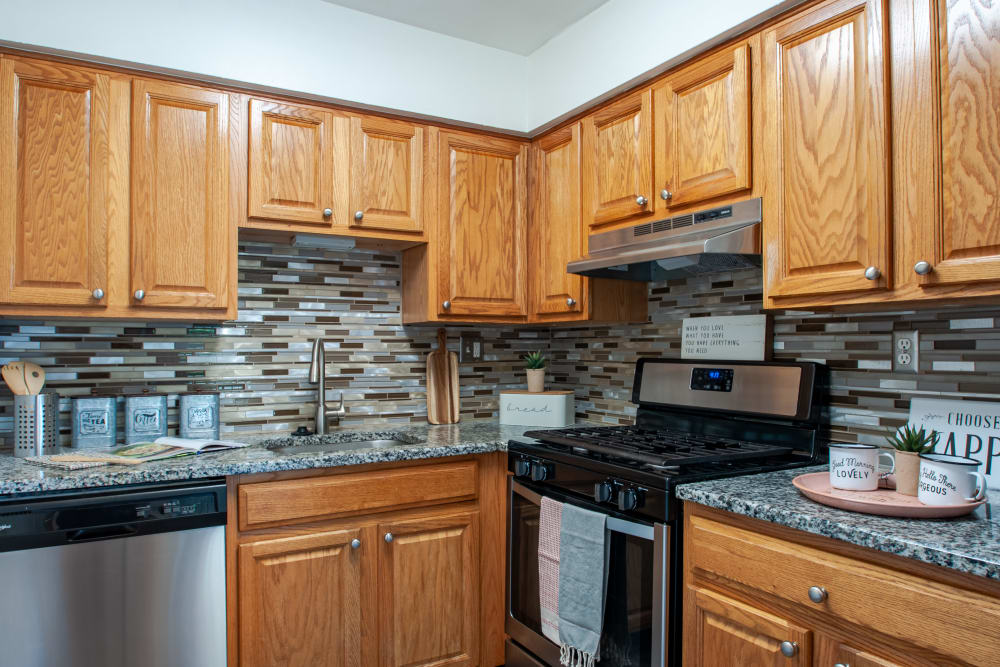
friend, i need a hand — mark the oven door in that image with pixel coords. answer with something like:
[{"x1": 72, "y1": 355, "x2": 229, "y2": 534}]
[{"x1": 507, "y1": 479, "x2": 668, "y2": 667}]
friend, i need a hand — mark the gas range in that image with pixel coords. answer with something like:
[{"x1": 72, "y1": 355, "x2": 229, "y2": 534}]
[{"x1": 504, "y1": 358, "x2": 826, "y2": 667}]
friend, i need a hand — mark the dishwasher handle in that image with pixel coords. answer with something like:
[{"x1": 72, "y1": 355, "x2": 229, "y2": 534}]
[{"x1": 67, "y1": 524, "x2": 139, "y2": 543}]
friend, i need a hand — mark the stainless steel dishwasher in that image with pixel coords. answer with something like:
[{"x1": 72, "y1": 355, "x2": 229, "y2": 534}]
[{"x1": 0, "y1": 478, "x2": 227, "y2": 667}]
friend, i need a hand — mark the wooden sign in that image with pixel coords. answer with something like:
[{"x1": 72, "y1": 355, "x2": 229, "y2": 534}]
[
  {"x1": 909, "y1": 397, "x2": 1000, "y2": 485},
  {"x1": 681, "y1": 314, "x2": 771, "y2": 361}
]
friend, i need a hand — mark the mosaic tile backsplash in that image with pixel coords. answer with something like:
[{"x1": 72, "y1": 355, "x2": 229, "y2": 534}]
[{"x1": 2, "y1": 240, "x2": 999, "y2": 448}]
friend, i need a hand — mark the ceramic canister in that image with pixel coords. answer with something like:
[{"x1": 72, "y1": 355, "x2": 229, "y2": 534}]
[
  {"x1": 71, "y1": 396, "x2": 117, "y2": 449},
  {"x1": 179, "y1": 392, "x2": 220, "y2": 440},
  {"x1": 829, "y1": 443, "x2": 895, "y2": 491},
  {"x1": 125, "y1": 394, "x2": 168, "y2": 444}
]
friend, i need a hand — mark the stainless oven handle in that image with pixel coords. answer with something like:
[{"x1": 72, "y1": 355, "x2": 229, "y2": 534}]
[{"x1": 510, "y1": 480, "x2": 655, "y2": 541}]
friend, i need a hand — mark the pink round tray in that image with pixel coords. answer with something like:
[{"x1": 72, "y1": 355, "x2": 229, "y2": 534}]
[{"x1": 792, "y1": 472, "x2": 986, "y2": 519}]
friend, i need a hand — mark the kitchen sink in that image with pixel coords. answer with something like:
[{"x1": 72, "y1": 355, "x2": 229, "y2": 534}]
[{"x1": 262, "y1": 433, "x2": 421, "y2": 455}]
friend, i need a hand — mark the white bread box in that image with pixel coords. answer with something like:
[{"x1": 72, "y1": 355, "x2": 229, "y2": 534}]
[{"x1": 499, "y1": 390, "x2": 574, "y2": 427}]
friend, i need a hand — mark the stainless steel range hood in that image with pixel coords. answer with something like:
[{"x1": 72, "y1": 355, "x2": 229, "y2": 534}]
[{"x1": 567, "y1": 198, "x2": 762, "y2": 282}]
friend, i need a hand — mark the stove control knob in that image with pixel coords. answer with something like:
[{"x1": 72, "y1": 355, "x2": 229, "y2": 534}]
[
  {"x1": 513, "y1": 458, "x2": 532, "y2": 478},
  {"x1": 594, "y1": 482, "x2": 614, "y2": 504},
  {"x1": 618, "y1": 488, "x2": 638, "y2": 511},
  {"x1": 530, "y1": 462, "x2": 552, "y2": 482}
]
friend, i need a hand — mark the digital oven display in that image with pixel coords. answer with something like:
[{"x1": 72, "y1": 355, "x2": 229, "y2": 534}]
[{"x1": 690, "y1": 368, "x2": 734, "y2": 392}]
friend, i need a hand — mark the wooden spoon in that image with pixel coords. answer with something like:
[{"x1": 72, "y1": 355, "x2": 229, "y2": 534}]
[
  {"x1": 23, "y1": 362, "x2": 45, "y2": 395},
  {"x1": 2, "y1": 363, "x2": 29, "y2": 395}
]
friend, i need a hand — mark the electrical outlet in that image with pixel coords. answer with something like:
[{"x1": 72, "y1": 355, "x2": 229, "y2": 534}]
[
  {"x1": 459, "y1": 332, "x2": 483, "y2": 362},
  {"x1": 892, "y1": 330, "x2": 919, "y2": 373}
]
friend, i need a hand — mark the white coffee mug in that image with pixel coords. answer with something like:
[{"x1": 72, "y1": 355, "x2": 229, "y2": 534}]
[
  {"x1": 918, "y1": 453, "x2": 987, "y2": 506},
  {"x1": 829, "y1": 443, "x2": 895, "y2": 491}
]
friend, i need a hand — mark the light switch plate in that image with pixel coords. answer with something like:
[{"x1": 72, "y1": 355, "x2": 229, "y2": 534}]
[
  {"x1": 892, "y1": 330, "x2": 919, "y2": 373},
  {"x1": 459, "y1": 332, "x2": 483, "y2": 362}
]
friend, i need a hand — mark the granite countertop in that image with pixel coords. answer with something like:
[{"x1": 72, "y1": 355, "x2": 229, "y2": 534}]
[
  {"x1": 0, "y1": 421, "x2": 538, "y2": 497},
  {"x1": 676, "y1": 465, "x2": 1000, "y2": 580}
]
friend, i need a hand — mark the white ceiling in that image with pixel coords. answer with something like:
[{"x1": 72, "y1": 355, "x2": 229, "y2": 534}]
[{"x1": 319, "y1": 0, "x2": 611, "y2": 55}]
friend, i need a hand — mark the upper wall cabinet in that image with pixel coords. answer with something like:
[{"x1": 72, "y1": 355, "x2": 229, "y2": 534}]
[
  {"x1": 762, "y1": 0, "x2": 892, "y2": 301},
  {"x1": 653, "y1": 42, "x2": 753, "y2": 211},
  {"x1": 247, "y1": 99, "x2": 338, "y2": 227},
  {"x1": 131, "y1": 79, "x2": 233, "y2": 309},
  {"x1": 581, "y1": 88, "x2": 655, "y2": 230},
  {"x1": 0, "y1": 57, "x2": 111, "y2": 308},
  {"x1": 435, "y1": 129, "x2": 528, "y2": 318},
  {"x1": 349, "y1": 115, "x2": 423, "y2": 234}
]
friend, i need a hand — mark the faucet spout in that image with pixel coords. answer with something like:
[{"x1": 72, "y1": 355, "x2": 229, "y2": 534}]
[{"x1": 308, "y1": 338, "x2": 346, "y2": 435}]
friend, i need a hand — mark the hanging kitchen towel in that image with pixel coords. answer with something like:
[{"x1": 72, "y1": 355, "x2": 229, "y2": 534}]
[
  {"x1": 538, "y1": 496, "x2": 563, "y2": 644},
  {"x1": 557, "y1": 502, "x2": 608, "y2": 667}
]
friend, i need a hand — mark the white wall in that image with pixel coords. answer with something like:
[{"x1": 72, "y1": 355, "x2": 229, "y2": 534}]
[
  {"x1": 0, "y1": 0, "x2": 529, "y2": 131},
  {"x1": 524, "y1": 0, "x2": 790, "y2": 131}
]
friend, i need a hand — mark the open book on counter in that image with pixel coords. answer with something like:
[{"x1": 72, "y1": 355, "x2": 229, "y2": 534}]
[{"x1": 109, "y1": 437, "x2": 250, "y2": 462}]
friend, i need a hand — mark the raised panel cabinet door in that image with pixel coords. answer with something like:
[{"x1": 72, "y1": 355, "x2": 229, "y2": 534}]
[
  {"x1": 248, "y1": 98, "x2": 335, "y2": 226},
  {"x1": 437, "y1": 130, "x2": 528, "y2": 317},
  {"x1": 0, "y1": 57, "x2": 110, "y2": 307},
  {"x1": 531, "y1": 124, "x2": 586, "y2": 317},
  {"x1": 688, "y1": 586, "x2": 811, "y2": 666},
  {"x1": 582, "y1": 88, "x2": 654, "y2": 229},
  {"x1": 349, "y1": 115, "x2": 423, "y2": 233},
  {"x1": 654, "y1": 44, "x2": 752, "y2": 210},
  {"x1": 763, "y1": 0, "x2": 893, "y2": 299},
  {"x1": 238, "y1": 526, "x2": 376, "y2": 667},
  {"x1": 815, "y1": 634, "x2": 906, "y2": 667},
  {"x1": 913, "y1": 0, "x2": 1000, "y2": 288},
  {"x1": 131, "y1": 79, "x2": 231, "y2": 309},
  {"x1": 378, "y1": 511, "x2": 480, "y2": 667}
]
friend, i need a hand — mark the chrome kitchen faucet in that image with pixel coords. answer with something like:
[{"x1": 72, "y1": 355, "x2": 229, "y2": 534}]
[{"x1": 308, "y1": 338, "x2": 346, "y2": 435}]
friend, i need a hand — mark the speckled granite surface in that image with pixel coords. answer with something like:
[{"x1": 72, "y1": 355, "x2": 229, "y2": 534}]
[
  {"x1": 0, "y1": 421, "x2": 534, "y2": 497},
  {"x1": 676, "y1": 465, "x2": 1000, "y2": 580}
]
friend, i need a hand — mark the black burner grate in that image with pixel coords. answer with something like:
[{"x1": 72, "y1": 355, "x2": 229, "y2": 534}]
[{"x1": 522, "y1": 425, "x2": 793, "y2": 467}]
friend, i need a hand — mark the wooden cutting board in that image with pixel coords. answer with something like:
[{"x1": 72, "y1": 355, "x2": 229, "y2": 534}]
[{"x1": 426, "y1": 328, "x2": 459, "y2": 424}]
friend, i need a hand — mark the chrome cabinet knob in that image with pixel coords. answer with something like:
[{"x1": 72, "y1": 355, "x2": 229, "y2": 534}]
[
  {"x1": 660, "y1": 189, "x2": 672, "y2": 201},
  {"x1": 322, "y1": 208, "x2": 333, "y2": 218},
  {"x1": 635, "y1": 195, "x2": 648, "y2": 207},
  {"x1": 914, "y1": 260, "x2": 933, "y2": 275},
  {"x1": 354, "y1": 211, "x2": 364, "y2": 221},
  {"x1": 384, "y1": 532, "x2": 393, "y2": 544},
  {"x1": 864, "y1": 266, "x2": 881, "y2": 280},
  {"x1": 91, "y1": 288, "x2": 104, "y2": 300},
  {"x1": 566, "y1": 297, "x2": 576, "y2": 307},
  {"x1": 134, "y1": 289, "x2": 145, "y2": 301},
  {"x1": 442, "y1": 300, "x2": 451, "y2": 310},
  {"x1": 350, "y1": 538, "x2": 361, "y2": 549},
  {"x1": 807, "y1": 586, "x2": 828, "y2": 603},
  {"x1": 779, "y1": 641, "x2": 798, "y2": 658}
]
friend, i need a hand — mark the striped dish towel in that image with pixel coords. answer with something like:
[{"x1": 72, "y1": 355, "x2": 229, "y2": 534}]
[{"x1": 538, "y1": 496, "x2": 563, "y2": 644}]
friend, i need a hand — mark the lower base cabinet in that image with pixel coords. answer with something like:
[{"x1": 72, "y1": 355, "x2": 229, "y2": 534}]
[
  {"x1": 683, "y1": 503, "x2": 1000, "y2": 667},
  {"x1": 230, "y1": 454, "x2": 504, "y2": 667}
]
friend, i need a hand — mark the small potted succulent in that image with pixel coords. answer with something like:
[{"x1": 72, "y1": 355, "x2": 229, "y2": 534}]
[
  {"x1": 523, "y1": 351, "x2": 547, "y2": 393},
  {"x1": 885, "y1": 424, "x2": 939, "y2": 496}
]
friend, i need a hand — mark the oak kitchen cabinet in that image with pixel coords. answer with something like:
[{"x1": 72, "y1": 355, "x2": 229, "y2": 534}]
[
  {"x1": 0, "y1": 55, "x2": 238, "y2": 319},
  {"x1": 529, "y1": 123, "x2": 647, "y2": 323},
  {"x1": 684, "y1": 503, "x2": 1000, "y2": 666},
  {"x1": 229, "y1": 454, "x2": 506, "y2": 667}
]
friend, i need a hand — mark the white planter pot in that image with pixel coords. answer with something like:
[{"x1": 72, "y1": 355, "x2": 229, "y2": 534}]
[{"x1": 526, "y1": 368, "x2": 545, "y2": 393}]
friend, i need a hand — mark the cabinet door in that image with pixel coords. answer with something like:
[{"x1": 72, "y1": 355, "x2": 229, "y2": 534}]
[
  {"x1": 763, "y1": 0, "x2": 892, "y2": 299},
  {"x1": 0, "y1": 57, "x2": 109, "y2": 307},
  {"x1": 654, "y1": 44, "x2": 752, "y2": 210},
  {"x1": 437, "y1": 130, "x2": 528, "y2": 318},
  {"x1": 239, "y1": 526, "x2": 376, "y2": 667},
  {"x1": 248, "y1": 99, "x2": 335, "y2": 226},
  {"x1": 378, "y1": 511, "x2": 480, "y2": 667},
  {"x1": 913, "y1": 0, "x2": 1000, "y2": 288},
  {"x1": 131, "y1": 79, "x2": 231, "y2": 309},
  {"x1": 582, "y1": 88, "x2": 654, "y2": 229},
  {"x1": 531, "y1": 124, "x2": 586, "y2": 318},
  {"x1": 349, "y1": 115, "x2": 423, "y2": 233},
  {"x1": 687, "y1": 586, "x2": 811, "y2": 666},
  {"x1": 816, "y1": 634, "x2": 905, "y2": 667}
]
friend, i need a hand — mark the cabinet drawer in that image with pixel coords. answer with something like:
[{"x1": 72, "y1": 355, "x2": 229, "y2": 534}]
[
  {"x1": 239, "y1": 460, "x2": 478, "y2": 530},
  {"x1": 687, "y1": 514, "x2": 1000, "y2": 665}
]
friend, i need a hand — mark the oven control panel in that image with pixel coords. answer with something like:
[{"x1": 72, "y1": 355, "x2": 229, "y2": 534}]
[{"x1": 690, "y1": 367, "x2": 734, "y2": 392}]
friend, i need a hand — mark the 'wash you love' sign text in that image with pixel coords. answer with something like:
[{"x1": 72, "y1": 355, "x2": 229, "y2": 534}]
[{"x1": 909, "y1": 398, "x2": 1000, "y2": 484}]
